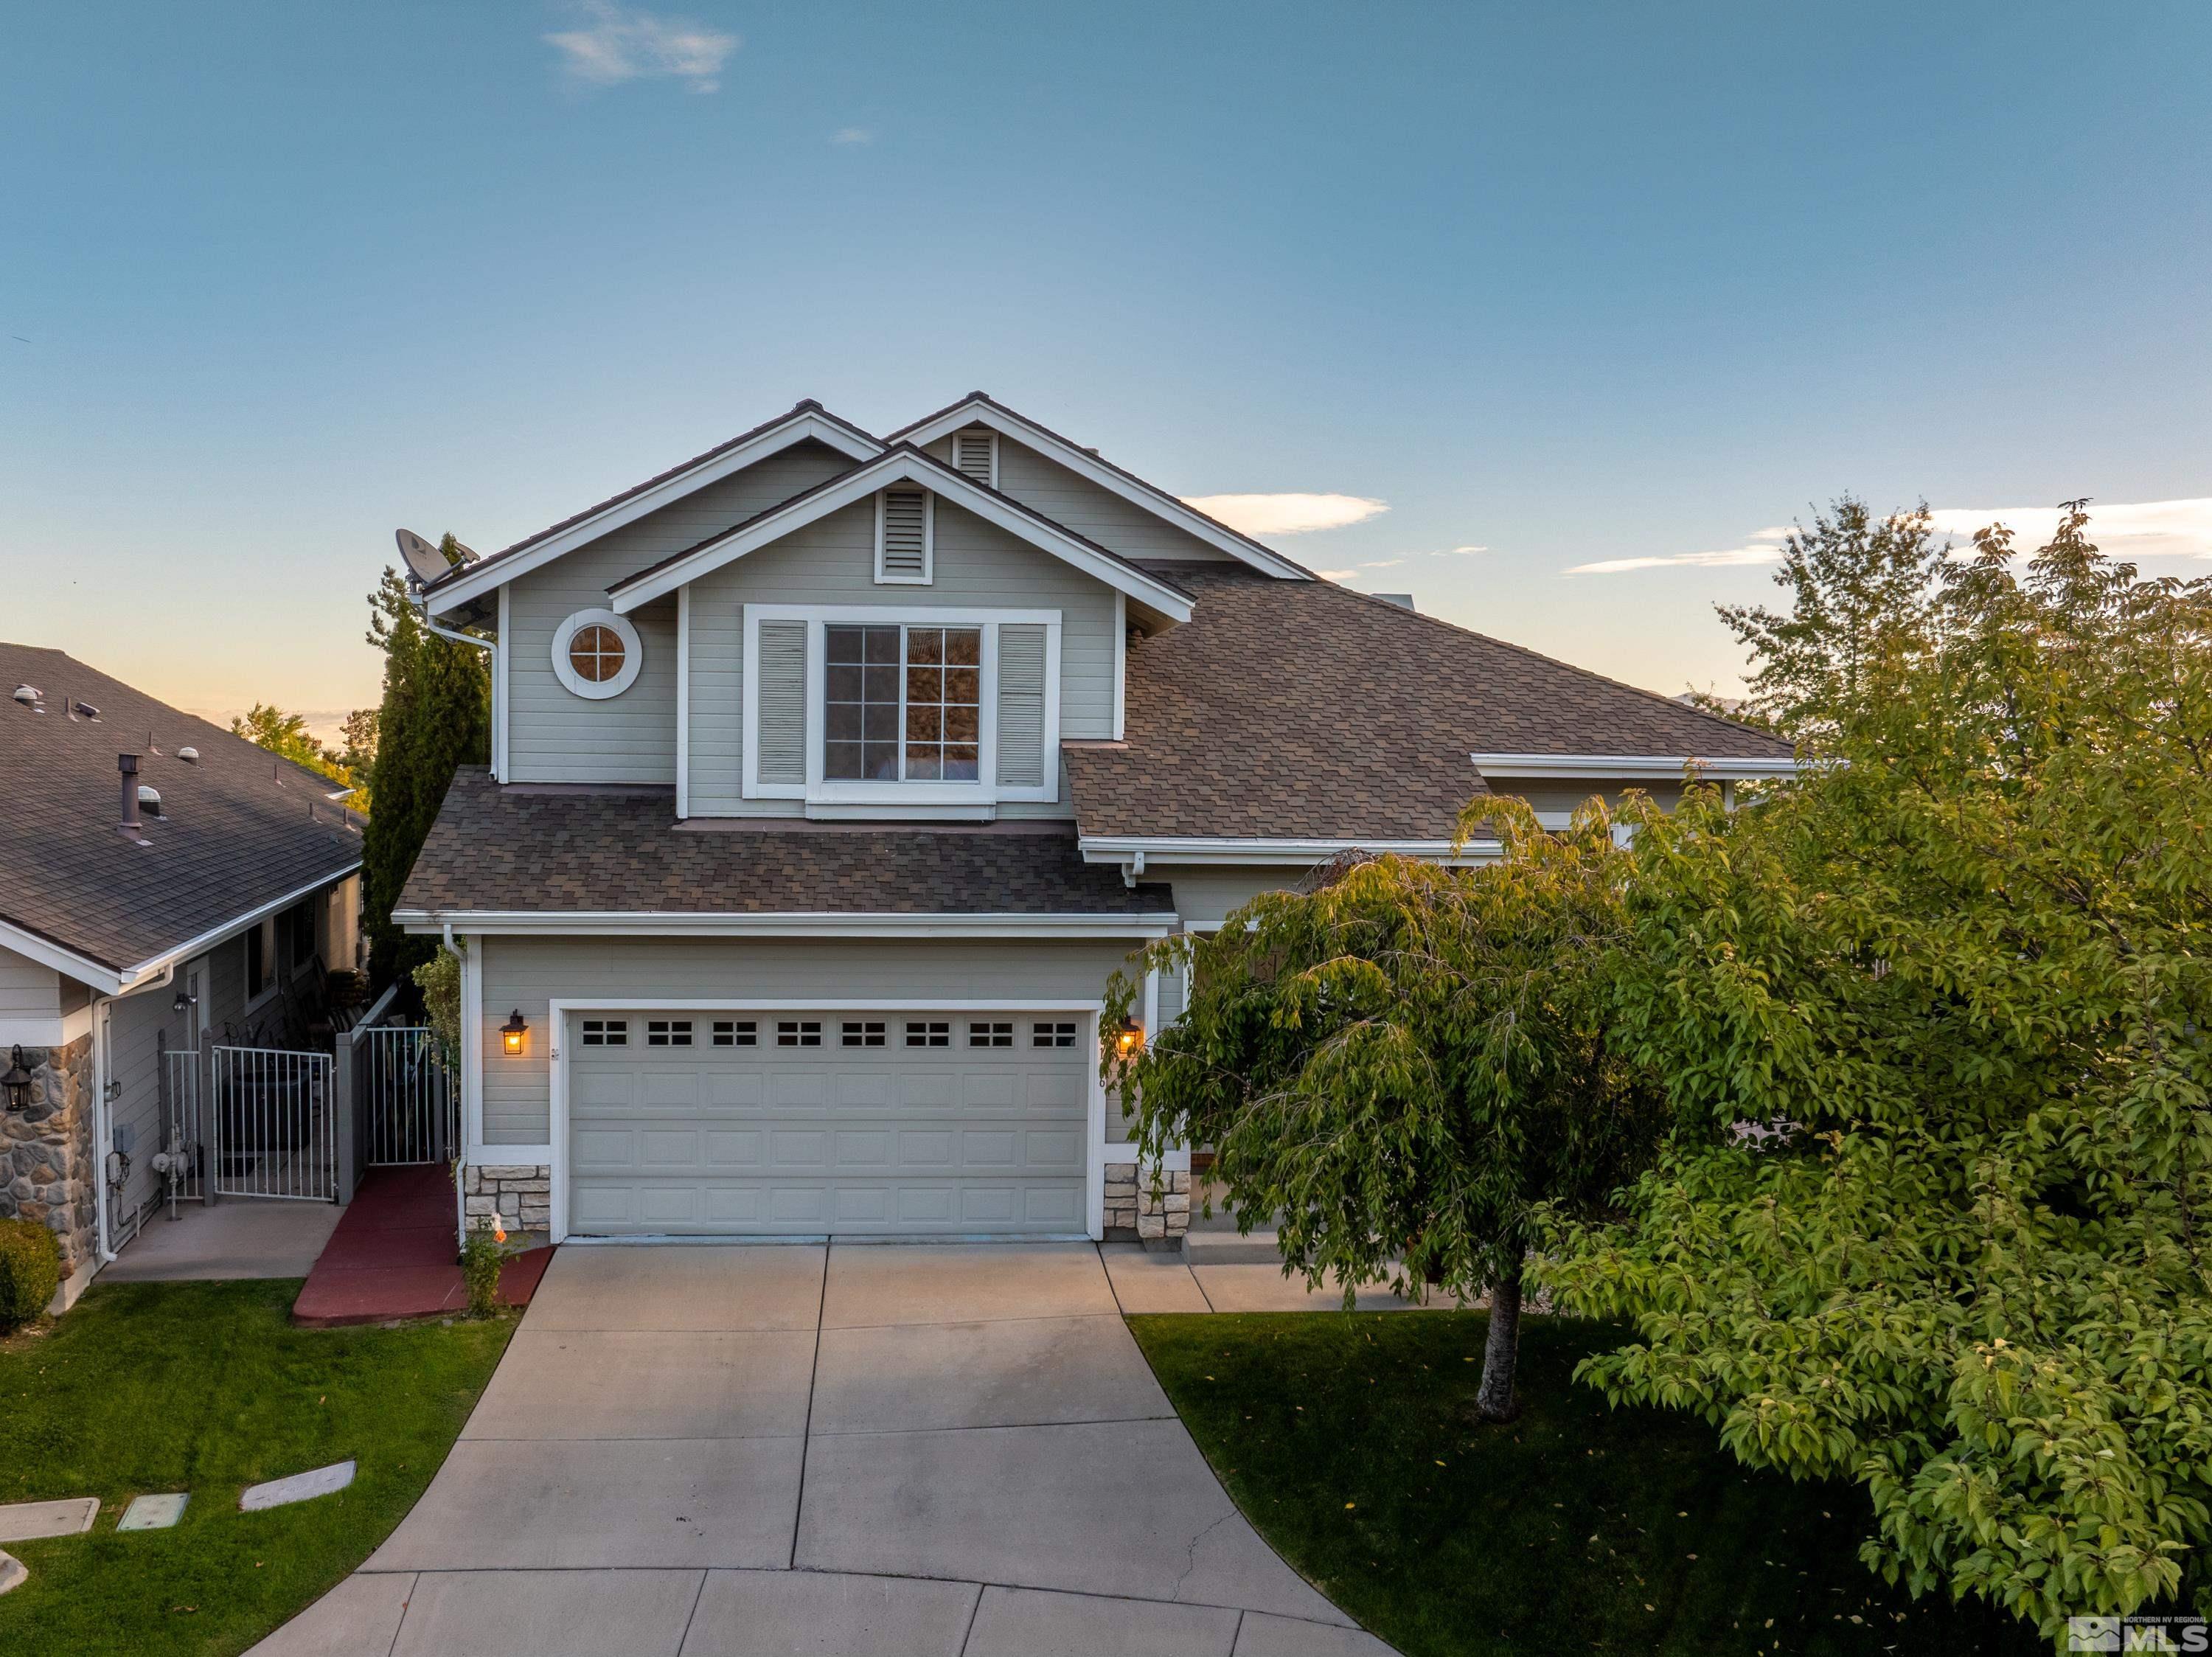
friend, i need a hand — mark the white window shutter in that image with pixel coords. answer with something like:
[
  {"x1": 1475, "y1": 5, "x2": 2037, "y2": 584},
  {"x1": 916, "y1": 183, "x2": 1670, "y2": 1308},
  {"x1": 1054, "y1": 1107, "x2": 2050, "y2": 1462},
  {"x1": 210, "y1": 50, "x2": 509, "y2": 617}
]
[
  {"x1": 952, "y1": 428, "x2": 997, "y2": 487},
  {"x1": 995, "y1": 622, "x2": 1048, "y2": 789},
  {"x1": 877, "y1": 489, "x2": 931, "y2": 583},
  {"x1": 755, "y1": 619, "x2": 807, "y2": 785}
]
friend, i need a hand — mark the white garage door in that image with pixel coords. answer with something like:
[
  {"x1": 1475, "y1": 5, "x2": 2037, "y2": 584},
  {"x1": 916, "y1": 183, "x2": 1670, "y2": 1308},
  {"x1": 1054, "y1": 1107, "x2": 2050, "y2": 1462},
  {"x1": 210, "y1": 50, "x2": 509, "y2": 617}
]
[{"x1": 565, "y1": 1010, "x2": 1092, "y2": 1237}]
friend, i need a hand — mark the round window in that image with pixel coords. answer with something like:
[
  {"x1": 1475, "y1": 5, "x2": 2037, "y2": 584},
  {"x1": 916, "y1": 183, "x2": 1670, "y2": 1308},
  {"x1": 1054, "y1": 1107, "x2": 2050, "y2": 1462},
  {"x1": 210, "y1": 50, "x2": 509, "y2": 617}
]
[
  {"x1": 551, "y1": 609, "x2": 642, "y2": 698},
  {"x1": 568, "y1": 625, "x2": 625, "y2": 684}
]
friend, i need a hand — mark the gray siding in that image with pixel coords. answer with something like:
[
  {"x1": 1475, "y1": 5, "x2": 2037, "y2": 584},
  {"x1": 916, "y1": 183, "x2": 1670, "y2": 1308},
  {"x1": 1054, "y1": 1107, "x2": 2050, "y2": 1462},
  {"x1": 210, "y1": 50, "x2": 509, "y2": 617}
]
[
  {"x1": 0, "y1": 945, "x2": 60, "y2": 1039},
  {"x1": 1157, "y1": 867, "x2": 1301, "y2": 931},
  {"x1": 951, "y1": 434, "x2": 1236, "y2": 564},
  {"x1": 685, "y1": 496, "x2": 1118, "y2": 816},
  {"x1": 507, "y1": 440, "x2": 851, "y2": 785},
  {"x1": 478, "y1": 934, "x2": 1151, "y2": 1146}
]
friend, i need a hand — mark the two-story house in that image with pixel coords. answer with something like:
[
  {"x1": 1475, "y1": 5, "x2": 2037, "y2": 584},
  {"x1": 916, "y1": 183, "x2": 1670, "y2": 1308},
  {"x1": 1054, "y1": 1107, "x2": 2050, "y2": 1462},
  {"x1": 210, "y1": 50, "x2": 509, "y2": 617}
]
[{"x1": 397, "y1": 395, "x2": 1793, "y2": 1248}]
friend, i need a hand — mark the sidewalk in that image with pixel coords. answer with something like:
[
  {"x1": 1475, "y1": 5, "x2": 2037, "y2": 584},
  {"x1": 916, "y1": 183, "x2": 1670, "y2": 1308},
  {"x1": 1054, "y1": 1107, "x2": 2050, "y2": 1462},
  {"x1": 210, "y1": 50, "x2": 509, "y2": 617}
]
[{"x1": 291, "y1": 1165, "x2": 551, "y2": 1327}]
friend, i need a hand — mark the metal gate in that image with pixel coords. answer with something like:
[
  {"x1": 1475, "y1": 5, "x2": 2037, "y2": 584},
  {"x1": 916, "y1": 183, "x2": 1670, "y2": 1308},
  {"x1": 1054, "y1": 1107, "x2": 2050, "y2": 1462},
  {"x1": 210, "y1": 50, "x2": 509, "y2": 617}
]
[
  {"x1": 210, "y1": 1045, "x2": 335, "y2": 1201},
  {"x1": 161, "y1": 1045, "x2": 208, "y2": 1207},
  {"x1": 359, "y1": 1026, "x2": 459, "y2": 1167}
]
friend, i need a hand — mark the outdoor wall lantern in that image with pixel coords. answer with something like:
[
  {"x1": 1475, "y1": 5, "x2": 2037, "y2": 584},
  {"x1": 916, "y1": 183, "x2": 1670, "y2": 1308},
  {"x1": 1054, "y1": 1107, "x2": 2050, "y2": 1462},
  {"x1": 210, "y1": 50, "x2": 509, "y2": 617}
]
[
  {"x1": 1, "y1": 1046, "x2": 32, "y2": 1113},
  {"x1": 500, "y1": 1010, "x2": 529, "y2": 1057},
  {"x1": 1113, "y1": 1018, "x2": 1144, "y2": 1060}
]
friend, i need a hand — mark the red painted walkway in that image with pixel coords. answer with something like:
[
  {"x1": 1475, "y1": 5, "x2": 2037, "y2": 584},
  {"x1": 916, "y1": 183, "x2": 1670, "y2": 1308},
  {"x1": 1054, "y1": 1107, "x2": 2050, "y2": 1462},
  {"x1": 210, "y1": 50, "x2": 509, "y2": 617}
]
[{"x1": 291, "y1": 1164, "x2": 553, "y2": 1327}]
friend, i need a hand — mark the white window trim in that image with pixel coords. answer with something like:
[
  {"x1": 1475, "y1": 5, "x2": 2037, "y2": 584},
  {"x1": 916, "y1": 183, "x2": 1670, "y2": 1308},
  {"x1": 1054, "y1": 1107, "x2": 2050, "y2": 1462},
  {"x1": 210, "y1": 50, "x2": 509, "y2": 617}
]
[
  {"x1": 675, "y1": 586, "x2": 691, "y2": 819},
  {"x1": 243, "y1": 922, "x2": 282, "y2": 1011},
  {"x1": 873, "y1": 488, "x2": 935, "y2": 586},
  {"x1": 551, "y1": 608, "x2": 643, "y2": 700},
  {"x1": 492, "y1": 584, "x2": 510, "y2": 782},
  {"x1": 741, "y1": 603, "x2": 1061, "y2": 807},
  {"x1": 951, "y1": 427, "x2": 999, "y2": 488}
]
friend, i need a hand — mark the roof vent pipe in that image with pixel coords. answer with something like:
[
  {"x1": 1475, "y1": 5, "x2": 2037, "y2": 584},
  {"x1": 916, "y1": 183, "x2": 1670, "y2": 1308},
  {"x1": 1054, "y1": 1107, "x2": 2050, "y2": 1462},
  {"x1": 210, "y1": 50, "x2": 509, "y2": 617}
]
[{"x1": 118, "y1": 753, "x2": 142, "y2": 833}]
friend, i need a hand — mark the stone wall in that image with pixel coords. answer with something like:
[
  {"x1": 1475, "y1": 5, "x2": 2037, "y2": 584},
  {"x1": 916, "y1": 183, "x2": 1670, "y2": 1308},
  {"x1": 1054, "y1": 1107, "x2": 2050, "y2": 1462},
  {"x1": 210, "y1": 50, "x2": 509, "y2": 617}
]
[
  {"x1": 463, "y1": 1163, "x2": 550, "y2": 1238},
  {"x1": 1104, "y1": 1163, "x2": 1189, "y2": 1249},
  {"x1": 0, "y1": 1035, "x2": 97, "y2": 1283}
]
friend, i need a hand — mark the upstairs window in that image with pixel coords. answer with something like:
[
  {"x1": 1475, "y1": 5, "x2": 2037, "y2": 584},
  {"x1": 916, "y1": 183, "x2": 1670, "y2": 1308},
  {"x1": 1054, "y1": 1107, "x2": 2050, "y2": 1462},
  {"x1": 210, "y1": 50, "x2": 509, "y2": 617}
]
[
  {"x1": 552, "y1": 608, "x2": 643, "y2": 699},
  {"x1": 874, "y1": 487, "x2": 932, "y2": 584},
  {"x1": 824, "y1": 624, "x2": 980, "y2": 783}
]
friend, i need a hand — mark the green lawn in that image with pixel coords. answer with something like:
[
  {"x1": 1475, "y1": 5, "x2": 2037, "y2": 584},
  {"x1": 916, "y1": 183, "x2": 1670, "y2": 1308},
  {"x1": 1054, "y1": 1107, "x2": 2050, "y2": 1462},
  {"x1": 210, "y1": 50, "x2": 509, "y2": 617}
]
[
  {"x1": 1129, "y1": 1311, "x2": 2046, "y2": 1657},
  {"x1": 0, "y1": 1279, "x2": 512, "y2": 1656}
]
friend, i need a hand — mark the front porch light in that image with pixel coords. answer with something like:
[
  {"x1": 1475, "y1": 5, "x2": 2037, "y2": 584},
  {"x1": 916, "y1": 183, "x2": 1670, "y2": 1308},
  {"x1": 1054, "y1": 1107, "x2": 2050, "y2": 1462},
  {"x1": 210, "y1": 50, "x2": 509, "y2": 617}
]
[
  {"x1": 1113, "y1": 1018, "x2": 1144, "y2": 1060},
  {"x1": 500, "y1": 1010, "x2": 529, "y2": 1056},
  {"x1": 1, "y1": 1046, "x2": 32, "y2": 1112}
]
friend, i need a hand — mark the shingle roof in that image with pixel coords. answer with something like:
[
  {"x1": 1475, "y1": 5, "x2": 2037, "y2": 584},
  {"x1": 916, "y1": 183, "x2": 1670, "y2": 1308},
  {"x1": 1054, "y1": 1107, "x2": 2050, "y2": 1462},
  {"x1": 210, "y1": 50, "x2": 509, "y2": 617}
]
[
  {"x1": 396, "y1": 768, "x2": 1170, "y2": 917},
  {"x1": 1062, "y1": 566, "x2": 1794, "y2": 841},
  {"x1": 0, "y1": 644, "x2": 363, "y2": 976}
]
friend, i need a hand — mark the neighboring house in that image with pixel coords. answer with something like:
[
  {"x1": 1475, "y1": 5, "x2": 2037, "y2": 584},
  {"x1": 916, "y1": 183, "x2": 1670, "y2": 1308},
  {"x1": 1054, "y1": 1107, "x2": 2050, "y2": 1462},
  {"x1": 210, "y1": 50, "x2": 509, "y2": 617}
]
[
  {"x1": 0, "y1": 646, "x2": 364, "y2": 1305},
  {"x1": 400, "y1": 395, "x2": 1795, "y2": 1248}
]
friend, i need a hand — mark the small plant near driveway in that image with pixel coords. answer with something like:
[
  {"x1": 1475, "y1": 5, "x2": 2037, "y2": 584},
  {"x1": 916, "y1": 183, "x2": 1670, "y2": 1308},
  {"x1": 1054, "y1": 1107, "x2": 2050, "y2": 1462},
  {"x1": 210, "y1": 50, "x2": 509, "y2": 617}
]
[{"x1": 459, "y1": 1224, "x2": 512, "y2": 1317}]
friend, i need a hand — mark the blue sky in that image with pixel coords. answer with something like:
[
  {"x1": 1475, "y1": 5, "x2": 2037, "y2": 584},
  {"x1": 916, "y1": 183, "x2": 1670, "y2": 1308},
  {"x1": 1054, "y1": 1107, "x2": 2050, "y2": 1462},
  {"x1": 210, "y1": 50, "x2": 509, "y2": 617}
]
[{"x1": 4, "y1": 2, "x2": 2207, "y2": 734}]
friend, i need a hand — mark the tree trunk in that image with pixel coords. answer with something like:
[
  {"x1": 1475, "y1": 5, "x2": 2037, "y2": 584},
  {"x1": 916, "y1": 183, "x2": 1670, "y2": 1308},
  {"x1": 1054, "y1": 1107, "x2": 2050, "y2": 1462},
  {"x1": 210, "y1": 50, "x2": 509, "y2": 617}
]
[{"x1": 1475, "y1": 1269, "x2": 1523, "y2": 1422}]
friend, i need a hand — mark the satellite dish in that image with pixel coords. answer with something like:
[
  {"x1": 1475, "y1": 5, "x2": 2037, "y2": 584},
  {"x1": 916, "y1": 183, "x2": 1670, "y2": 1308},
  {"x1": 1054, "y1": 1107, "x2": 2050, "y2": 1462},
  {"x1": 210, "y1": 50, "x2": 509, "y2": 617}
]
[
  {"x1": 395, "y1": 528, "x2": 451, "y2": 585},
  {"x1": 449, "y1": 538, "x2": 481, "y2": 564}
]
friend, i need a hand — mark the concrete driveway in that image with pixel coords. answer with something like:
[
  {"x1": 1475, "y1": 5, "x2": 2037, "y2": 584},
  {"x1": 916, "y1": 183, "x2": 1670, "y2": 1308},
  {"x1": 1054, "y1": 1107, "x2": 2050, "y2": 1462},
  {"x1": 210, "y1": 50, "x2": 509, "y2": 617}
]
[{"x1": 254, "y1": 1243, "x2": 1394, "y2": 1657}]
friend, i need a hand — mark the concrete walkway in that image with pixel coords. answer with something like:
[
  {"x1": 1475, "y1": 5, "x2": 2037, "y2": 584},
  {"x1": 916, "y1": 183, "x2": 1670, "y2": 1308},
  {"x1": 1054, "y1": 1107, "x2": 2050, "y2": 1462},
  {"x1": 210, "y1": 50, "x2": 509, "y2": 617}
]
[{"x1": 254, "y1": 1242, "x2": 1395, "y2": 1657}]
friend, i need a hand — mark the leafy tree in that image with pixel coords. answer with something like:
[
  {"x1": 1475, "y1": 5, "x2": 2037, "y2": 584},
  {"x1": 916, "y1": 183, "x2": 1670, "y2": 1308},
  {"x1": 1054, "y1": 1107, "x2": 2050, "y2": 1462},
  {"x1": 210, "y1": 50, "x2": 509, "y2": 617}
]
[
  {"x1": 1105, "y1": 799, "x2": 1669, "y2": 1419},
  {"x1": 1715, "y1": 496, "x2": 1948, "y2": 742},
  {"x1": 336, "y1": 706, "x2": 378, "y2": 774},
  {"x1": 230, "y1": 702, "x2": 346, "y2": 782},
  {"x1": 1537, "y1": 505, "x2": 2212, "y2": 1638},
  {"x1": 361, "y1": 538, "x2": 489, "y2": 987}
]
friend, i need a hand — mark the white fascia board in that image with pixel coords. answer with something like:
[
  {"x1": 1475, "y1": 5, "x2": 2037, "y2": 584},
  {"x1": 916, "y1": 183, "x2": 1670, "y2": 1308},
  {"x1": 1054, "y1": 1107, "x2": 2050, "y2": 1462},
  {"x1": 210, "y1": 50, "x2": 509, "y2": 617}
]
[
  {"x1": 1, "y1": 862, "x2": 363, "y2": 997},
  {"x1": 895, "y1": 400, "x2": 1310, "y2": 581},
  {"x1": 393, "y1": 909, "x2": 1179, "y2": 940},
  {"x1": 1469, "y1": 752, "x2": 1803, "y2": 779},
  {"x1": 425, "y1": 411, "x2": 885, "y2": 616},
  {"x1": 1079, "y1": 836, "x2": 1501, "y2": 866},
  {"x1": 608, "y1": 451, "x2": 1194, "y2": 622},
  {"x1": 0, "y1": 918, "x2": 125, "y2": 996}
]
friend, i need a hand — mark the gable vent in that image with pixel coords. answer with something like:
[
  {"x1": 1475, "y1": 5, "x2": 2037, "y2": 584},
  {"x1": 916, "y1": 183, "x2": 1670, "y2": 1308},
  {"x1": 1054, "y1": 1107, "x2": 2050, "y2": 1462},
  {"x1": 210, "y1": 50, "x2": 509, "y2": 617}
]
[
  {"x1": 951, "y1": 428, "x2": 998, "y2": 487},
  {"x1": 877, "y1": 488, "x2": 931, "y2": 584}
]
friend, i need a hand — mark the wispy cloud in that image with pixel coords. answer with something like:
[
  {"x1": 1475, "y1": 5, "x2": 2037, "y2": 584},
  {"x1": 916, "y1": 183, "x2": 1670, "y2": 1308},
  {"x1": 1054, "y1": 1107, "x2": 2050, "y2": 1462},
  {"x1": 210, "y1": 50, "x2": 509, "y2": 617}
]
[
  {"x1": 1357, "y1": 557, "x2": 1405, "y2": 570},
  {"x1": 830, "y1": 126, "x2": 873, "y2": 145},
  {"x1": 1317, "y1": 569, "x2": 1357, "y2": 581},
  {"x1": 1928, "y1": 499, "x2": 2212, "y2": 561},
  {"x1": 546, "y1": 2, "x2": 739, "y2": 92},
  {"x1": 1183, "y1": 492, "x2": 1388, "y2": 536},
  {"x1": 1434, "y1": 544, "x2": 1489, "y2": 556},
  {"x1": 1569, "y1": 501, "x2": 2212, "y2": 577},
  {"x1": 1568, "y1": 544, "x2": 1783, "y2": 576}
]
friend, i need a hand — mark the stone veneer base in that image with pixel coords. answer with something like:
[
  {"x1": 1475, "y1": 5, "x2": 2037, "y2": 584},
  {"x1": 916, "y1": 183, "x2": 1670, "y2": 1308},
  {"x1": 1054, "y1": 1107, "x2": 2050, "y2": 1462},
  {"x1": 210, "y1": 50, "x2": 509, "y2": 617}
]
[{"x1": 463, "y1": 1164, "x2": 552, "y2": 1235}]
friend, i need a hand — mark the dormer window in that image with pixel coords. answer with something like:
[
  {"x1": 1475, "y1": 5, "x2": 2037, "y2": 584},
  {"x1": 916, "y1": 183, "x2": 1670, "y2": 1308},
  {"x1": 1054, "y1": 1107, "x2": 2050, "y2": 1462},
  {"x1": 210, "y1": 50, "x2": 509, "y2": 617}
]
[
  {"x1": 552, "y1": 608, "x2": 643, "y2": 698},
  {"x1": 741, "y1": 604, "x2": 1061, "y2": 810},
  {"x1": 874, "y1": 488, "x2": 932, "y2": 585},
  {"x1": 950, "y1": 428, "x2": 998, "y2": 488},
  {"x1": 824, "y1": 624, "x2": 980, "y2": 782}
]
